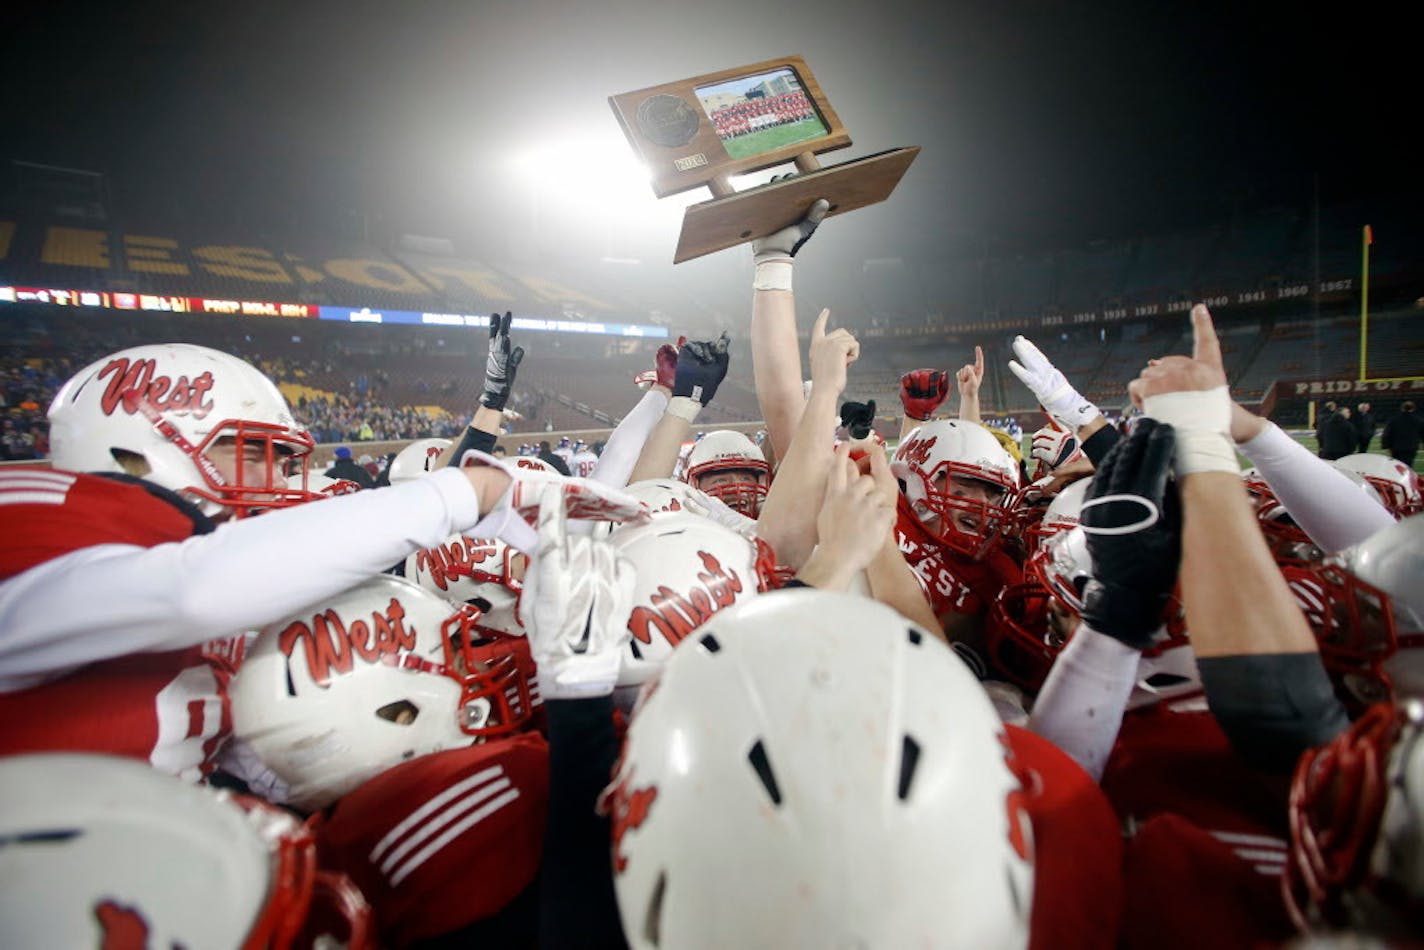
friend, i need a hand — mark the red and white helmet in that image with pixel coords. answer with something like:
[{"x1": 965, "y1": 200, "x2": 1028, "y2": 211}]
[
  {"x1": 684, "y1": 430, "x2": 772, "y2": 517},
  {"x1": 389, "y1": 438, "x2": 452, "y2": 484},
  {"x1": 0, "y1": 753, "x2": 372, "y2": 948},
  {"x1": 606, "y1": 590, "x2": 1034, "y2": 947},
  {"x1": 288, "y1": 471, "x2": 362, "y2": 499},
  {"x1": 405, "y1": 534, "x2": 527, "y2": 637},
  {"x1": 892, "y1": 420, "x2": 1022, "y2": 559},
  {"x1": 1296, "y1": 515, "x2": 1424, "y2": 708},
  {"x1": 47, "y1": 343, "x2": 315, "y2": 518},
  {"x1": 609, "y1": 511, "x2": 787, "y2": 687},
  {"x1": 232, "y1": 575, "x2": 535, "y2": 810},
  {"x1": 1285, "y1": 699, "x2": 1424, "y2": 934},
  {"x1": 1334, "y1": 453, "x2": 1422, "y2": 518},
  {"x1": 989, "y1": 525, "x2": 1195, "y2": 701}
]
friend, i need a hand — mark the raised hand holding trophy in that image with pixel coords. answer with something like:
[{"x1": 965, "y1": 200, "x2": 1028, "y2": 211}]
[{"x1": 610, "y1": 56, "x2": 920, "y2": 263}]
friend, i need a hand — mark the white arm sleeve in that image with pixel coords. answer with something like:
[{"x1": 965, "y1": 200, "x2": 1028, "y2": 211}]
[
  {"x1": 0, "y1": 468, "x2": 482, "y2": 690},
  {"x1": 1027, "y1": 624, "x2": 1140, "y2": 782},
  {"x1": 1238, "y1": 421, "x2": 1395, "y2": 554},
  {"x1": 590, "y1": 388, "x2": 669, "y2": 489}
]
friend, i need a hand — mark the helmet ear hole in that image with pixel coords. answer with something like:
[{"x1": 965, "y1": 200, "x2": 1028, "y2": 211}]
[
  {"x1": 110, "y1": 448, "x2": 151, "y2": 477},
  {"x1": 375, "y1": 700, "x2": 419, "y2": 725}
]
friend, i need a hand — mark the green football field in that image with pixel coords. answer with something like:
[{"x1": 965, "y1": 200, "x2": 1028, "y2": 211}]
[{"x1": 721, "y1": 118, "x2": 828, "y2": 159}]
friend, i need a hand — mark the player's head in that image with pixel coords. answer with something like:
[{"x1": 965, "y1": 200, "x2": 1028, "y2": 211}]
[
  {"x1": 608, "y1": 590, "x2": 1034, "y2": 948},
  {"x1": 232, "y1": 575, "x2": 535, "y2": 810},
  {"x1": 388, "y1": 438, "x2": 451, "y2": 484},
  {"x1": 1285, "y1": 700, "x2": 1424, "y2": 937},
  {"x1": 892, "y1": 420, "x2": 1022, "y2": 559},
  {"x1": 0, "y1": 753, "x2": 371, "y2": 947},
  {"x1": 608, "y1": 511, "x2": 786, "y2": 690},
  {"x1": 405, "y1": 534, "x2": 528, "y2": 637},
  {"x1": 1334, "y1": 453, "x2": 1422, "y2": 518},
  {"x1": 683, "y1": 430, "x2": 771, "y2": 518},
  {"x1": 47, "y1": 343, "x2": 314, "y2": 519},
  {"x1": 1301, "y1": 515, "x2": 1424, "y2": 707}
]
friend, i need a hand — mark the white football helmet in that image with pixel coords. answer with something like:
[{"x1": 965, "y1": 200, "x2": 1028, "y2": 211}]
[
  {"x1": 683, "y1": 430, "x2": 772, "y2": 517},
  {"x1": 607, "y1": 590, "x2": 1034, "y2": 948},
  {"x1": 231, "y1": 575, "x2": 535, "y2": 810},
  {"x1": 405, "y1": 534, "x2": 527, "y2": 636},
  {"x1": 47, "y1": 343, "x2": 315, "y2": 518},
  {"x1": 892, "y1": 419, "x2": 1022, "y2": 559},
  {"x1": 609, "y1": 511, "x2": 787, "y2": 687},
  {"x1": 388, "y1": 437, "x2": 452, "y2": 484},
  {"x1": 0, "y1": 753, "x2": 371, "y2": 948},
  {"x1": 1304, "y1": 514, "x2": 1424, "y2": 706},
  {"x1": 1286, "y1": 699, "x2": 1424, "y2": 935},
  {"x1": 1334, "y1": 453, "x2": 1422, "y2": 518}
]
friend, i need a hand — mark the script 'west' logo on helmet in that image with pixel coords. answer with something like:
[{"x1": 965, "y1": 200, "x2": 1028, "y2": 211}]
[
  {"x1": 628, "y1": 551, "x2": 744, "y2": 649},
  {"x1": 607, "y1": 774, "x2": 659, "y2": 874},
  {"x1": 278, "y1": 599, "x2": 417, "y2": 688},
  {"x1": 896, "y1": 433, "x2": 937, "y2": 469},
  {"x1": 95, "y1": 899, "x2": 151, "y2": 950},
  {"x1": 413, "y1": 538, "x2": 506, "y2": 593},
  {"x1": 97, "y1": 357, "x2": 216, "y2": 421}
]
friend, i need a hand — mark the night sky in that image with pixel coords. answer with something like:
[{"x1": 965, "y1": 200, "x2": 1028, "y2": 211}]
[{"x1": 1, "y1": 1, "x2": 1413, "y2": 265}]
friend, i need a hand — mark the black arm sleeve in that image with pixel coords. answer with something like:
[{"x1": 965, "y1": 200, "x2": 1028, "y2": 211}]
[
  {"x1": 1197, "y1": 652, "x2": 1351, "y2": 773},
  {"x1": 447, "y1": 425, "x2": 499, "y2": 465},
  {"x1": 540, "y1": 697, "x2": 628, "y2": 949},
  {"x1": 1079, "y1": 423, "x2": 1121, "y2": 467}
]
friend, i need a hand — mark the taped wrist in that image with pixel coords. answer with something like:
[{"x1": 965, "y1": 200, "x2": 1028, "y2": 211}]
[
  {"x1": 1197, "y1": 653, "x2": 1350, "y2": 773},
  {"x1": 1143, "y1": 386, "x2": 1237, "y2": 476},
  {"x1": 666, "y1": 396, "x2": 702, "y2": 423},
  {"x1": 753, "y1": 260, "x2": 793, "y2": 293}
]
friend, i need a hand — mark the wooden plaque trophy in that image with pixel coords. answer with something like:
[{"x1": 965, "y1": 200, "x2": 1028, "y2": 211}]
[{"x1": 610, "y1": 56, "x2": 919, "y2": 263}]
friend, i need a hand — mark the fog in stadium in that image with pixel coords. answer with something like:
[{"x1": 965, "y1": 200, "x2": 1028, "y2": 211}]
[{"x1": 4, "y1": 1, "x2": 1415, "y2": 312}]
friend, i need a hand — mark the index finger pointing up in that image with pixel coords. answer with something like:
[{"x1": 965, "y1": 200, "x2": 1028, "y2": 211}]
[{"x1": 1191, "y1": 304, "x2": 1224, "y2": 372}]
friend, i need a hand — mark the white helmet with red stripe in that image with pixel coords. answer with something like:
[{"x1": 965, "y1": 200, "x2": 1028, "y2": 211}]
[
  {"x1": 47, "y1": 343, "x2": 314, "y2": 518},
  {"x1": 607, "y1": 590, "x2": 1034, "y2": 947},
  {"x1": 232, "y1": 575, "x2": 535, "y2": 810},
  {"x1": 388, "y1": 438, "x2": 452, "y2": 484},
  {"x1": 0, "y1": 753, "x2": 371, "y2": 948},
  {"x1": 1334, "y1": 454, "x2": 1421, "y2": 518},
  {"x1": 684, "y1": 430, "x2": 771, "y2": 517},
  {"x1": 892, "y1": 420, "x2": 1021, "y2": 559}
]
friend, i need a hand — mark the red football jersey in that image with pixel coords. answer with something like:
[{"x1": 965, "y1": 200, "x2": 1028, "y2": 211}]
[
  {"x1": 0, "y1": 468, "x2": 239, "y2": 781},
  {"x1": 894, "y1": 493, "x2": 1022, "y2": 619},
  {"x1": 314, "y1": 733, "x2": 549, "y2": 946},
  {"x1": 1007, "y1": 725, "x2": 1124, "y2": 950}
]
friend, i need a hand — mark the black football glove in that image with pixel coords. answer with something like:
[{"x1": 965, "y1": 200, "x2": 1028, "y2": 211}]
[
  {"x1": 479, "y1": 311, "x2": 524, "y2": 411},
  {"x1": 672, "y1": 332, "x2": 731, "y2": 407},
  {"x1": 840, "y1": 399, "x2": 877, "y2": 440},
  {"x1": 1079, "y1": 418, "x2": 1182, "y2": 650}
]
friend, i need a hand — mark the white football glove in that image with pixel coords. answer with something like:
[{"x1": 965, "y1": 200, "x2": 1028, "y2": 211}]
[
  {"x1": 1030, "y1": 421, "x2": 1084, "y2": 479},
  {"x1": 522, "y1": 484, "x2": 636, "y2": 700},
  {"x1": 460, "y1": 450, "x2": 649, "y2": 554},
  {"x1": 1008, "y1": 336, "x2": 1100, "y2": 430}
]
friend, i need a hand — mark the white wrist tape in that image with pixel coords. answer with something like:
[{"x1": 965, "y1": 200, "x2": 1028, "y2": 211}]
[
  {"x1": 753, "y1": 260, "x2": 793, "y2": 293},
  {"x1": 1143, "y1": 386, "x2": 1238, "y2": 476},
  {"x1": 666, "y1": 395, "x2": 702, "y2": 423}
]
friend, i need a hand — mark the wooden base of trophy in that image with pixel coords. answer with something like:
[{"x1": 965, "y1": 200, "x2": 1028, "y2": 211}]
[{"x1": 673, "y1": 146, "x2": 919, "y2": 264}]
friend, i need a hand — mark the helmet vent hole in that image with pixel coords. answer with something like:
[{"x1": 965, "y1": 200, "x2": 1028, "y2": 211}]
[
  {"x1": 897, "y1": 735, "x2": 922, "y2": 801},
  {"x1": 376, "y1": 700, "x2": 419, "y2": 725},
  {"x1": 283, "y1": 663, "x2": 297, "y2": 697},
  {"x1": 629, "y1": 639, "x2": 644, "y2": 660},
  {"x1": 1143, "y1": 672, "x2": 1190, "y2": 689},
  {"x1": 747, "y1": 740, "x2": 783, "y2": 806},
  {"x1": 699, "y1": 633, "x2": 721, "y2": 654},
  {"x1": 906, "y1": 628, "x2": 923, "y2": 646},
  {"x1": 643, "y1": 870, "x2": 668, "y2": 946}
]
